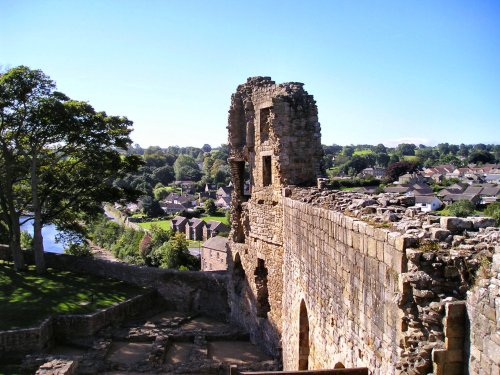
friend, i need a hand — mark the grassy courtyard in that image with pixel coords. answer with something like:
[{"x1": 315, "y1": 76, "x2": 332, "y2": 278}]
[
  {"x1": 0, "y1": 263, "x2": 145, "y2": 330},
  {"x1": 137, "y1": 219, "x2": 172, "y2": 230}
]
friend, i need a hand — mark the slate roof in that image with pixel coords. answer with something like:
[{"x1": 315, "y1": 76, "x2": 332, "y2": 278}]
[
  {"x1": 442, "y1": 194, "x2": 479, "y2": 203},
  {"x1": 464, "y1": 184, "x2": 500, "y2": 197},
  {"x1": 188, "y1": 218, "x2": 205, "y2": 228},
  {"x1": 162, "y1": 203, "x2": 185, "y2": 212},
  {"x1": 415, "y1": 195, "x2": 441, "y2": 205},
  {"x1": 217, "y1": 186, "x2": 233, "y2": 197},
  {"x1": 172, "y1": 216, "x2": 188, "y2": 226},
  {"x1": 202, "y1": 236, "x2": 228, "y2": 252},
  {"x1": 205, "y1": 220, "x2": 229, "y2": 232}
]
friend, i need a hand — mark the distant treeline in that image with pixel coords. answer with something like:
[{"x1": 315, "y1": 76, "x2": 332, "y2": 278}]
[{"x1": 321, "y1": 143, "x2": 499, "y2": 178}]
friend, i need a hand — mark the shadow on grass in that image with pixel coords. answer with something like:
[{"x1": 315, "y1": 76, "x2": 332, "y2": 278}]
[{"x1": 0, "y1": 262, "x2": 144, "y2": 330}]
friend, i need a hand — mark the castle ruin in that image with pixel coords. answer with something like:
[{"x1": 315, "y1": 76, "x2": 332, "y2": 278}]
[{"x1": 227, "y1": 77, "x2": 500, "y2": 374}]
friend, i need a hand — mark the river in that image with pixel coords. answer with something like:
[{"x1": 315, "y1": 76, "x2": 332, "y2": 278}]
[{"x1": 19, "y1": 217, "x2": 65, "y2": 254}]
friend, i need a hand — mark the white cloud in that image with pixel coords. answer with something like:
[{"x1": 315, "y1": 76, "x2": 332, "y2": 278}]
[{"x1": 382, "y1": 137, "x2": 434, "y2": 148}]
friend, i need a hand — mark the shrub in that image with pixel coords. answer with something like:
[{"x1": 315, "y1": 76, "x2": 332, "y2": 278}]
[
  {"x1": 448, "y1": 200, "x2": 475, "y2": 217},
  {"x1": 484, "y1": 202, "x2": 500, "y2": 226},
  {"x1": 20, "y1": 231, "x2": 34, "y2": 250},
  {"x1": 65, "y1": 242, "x2": 93, "y2": 257}
]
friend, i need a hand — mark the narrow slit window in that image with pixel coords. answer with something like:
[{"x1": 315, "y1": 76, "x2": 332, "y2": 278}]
[{"x1": 263, "y1": 156, "x2": 272, "y2": 187}]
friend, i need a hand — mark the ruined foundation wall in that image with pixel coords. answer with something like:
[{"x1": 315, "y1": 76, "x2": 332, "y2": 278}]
[
  {"x1": 281, "y1": 197, "x2": 404, "y2": 373},
  {"x1": 467, "y1": 245, "x2": 500, "y2": 374}
]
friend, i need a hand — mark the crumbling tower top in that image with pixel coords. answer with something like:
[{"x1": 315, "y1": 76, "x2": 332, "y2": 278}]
[{"x1": 227, "y1": 76, "x2": 323, "y2": 193}]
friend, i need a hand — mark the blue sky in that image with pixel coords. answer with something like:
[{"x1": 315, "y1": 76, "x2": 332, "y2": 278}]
[{"x1": 2, "y1": 0, "x2": 499, "y2": 148}]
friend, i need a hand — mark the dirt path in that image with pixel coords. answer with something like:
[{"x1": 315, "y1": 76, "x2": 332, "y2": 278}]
[{"x1": 88, "y1": 241, "x2": 120, "y2": 262}]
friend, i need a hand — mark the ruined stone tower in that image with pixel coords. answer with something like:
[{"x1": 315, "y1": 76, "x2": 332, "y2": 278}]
[
  {"x1": 227, "y1": 77, "x2": 500, "y2": 374},
  {"x1": 227, "y1": 77, "x2": 323, "y2": 358}
]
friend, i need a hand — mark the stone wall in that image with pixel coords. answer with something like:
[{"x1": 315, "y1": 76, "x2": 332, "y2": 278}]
[
  {"x1": 0, "y1": 292, "x2": 155, "y2": 360},
  {"x1": 467, "y1": 245, "x2": 500, "y2": 374},
  {"x1": 0, "y1": 318, "x2": 53, "y2": 361},
  {"x1": 281, "y1": 197, "x2": 404, "y2": 372}
]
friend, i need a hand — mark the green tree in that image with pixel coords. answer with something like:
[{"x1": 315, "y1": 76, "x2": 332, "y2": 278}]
[
  {"x1": 484, "y1": 202, "x2": 500, "y2": 225},
  {"x1": 0, "y1": 66, "x2": 140, "y2": 272},
  {"x1": 138, "y1": 195, "x2": 164, "y2": 217},
  {"x1": 448, "y1": 200, "x2": 475, "y2": 218},
  {"x1": 468, "y1": 150, "x2": 494, "y2": 165},
  {"x1": 173, "y1": 154, "x2": 202, "y2": 181},
  {"x1": 152, "y1": 165, "x2": 175, "y2": 185},
  {"x1": 205, "y1": 198, "x2": 217, "y2": 215},
  {"x1": 396, "y1": 143, "x2": 416, "y2": 156},
  {"x1": 342, "y1": 145, "x2": 355, "y2": 157},
  {"x1": 150, "y1": 232, "x2": 198, "y2": 270}
]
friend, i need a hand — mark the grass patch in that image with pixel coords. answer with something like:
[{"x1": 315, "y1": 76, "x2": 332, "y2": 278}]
[
  {"x1": 435, "y1": 208, "x2": 483, "y2": 217},
  {"x1": 201, "y1": 215, "x2": 229, "y2": 226},
  {"x1": 402, "y1": 155, "x2": 419, "y2": 162},
  {"x1": 0, "y1": 263, "x2": 144, "y2": 330},
  {"x1": 353, "y1": 149, "x2": 374, "y2": 156},
  {"x1": 138, "y1": 220, "x2": 172, "y2": 231},
  {"x1": 187, "y1": 240, "x2": 201, "y2": 247}
]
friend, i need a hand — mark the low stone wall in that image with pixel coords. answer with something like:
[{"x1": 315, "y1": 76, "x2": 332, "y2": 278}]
[
  {"x1": 0, "y1": 247, "x2": 229, "y2": 320},
  {"x1": 53, "y1": 291, "x2": 156, "y2": 339},
  {"x1": 0, "y1": 291, "x2": 155, "y2": 360},
  {"x1": 0, "y1": 318, "x2": 53, "y2": 361}
]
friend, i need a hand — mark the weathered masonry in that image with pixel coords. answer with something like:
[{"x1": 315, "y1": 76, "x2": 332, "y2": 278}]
[
  {"x1": 227, "y1": 77, "x2": 500, "y2": 374},
  {"x1": 227, "y1": 76, "x2": 322, "y2": 361}
]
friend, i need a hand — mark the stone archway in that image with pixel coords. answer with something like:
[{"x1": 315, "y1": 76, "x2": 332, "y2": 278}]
[{"x1": 298, "y1": 299, "x2": 310, "y2": 370}]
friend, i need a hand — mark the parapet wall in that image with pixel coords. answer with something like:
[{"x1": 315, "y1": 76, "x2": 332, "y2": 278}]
[{"x1": 282, "y1": 197, "x2": 404, "y2": 372}]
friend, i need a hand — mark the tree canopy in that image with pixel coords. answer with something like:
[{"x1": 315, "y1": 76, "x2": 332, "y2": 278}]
[{"x1": 0, "y1": 66, "x2": 140, "y2": 272}]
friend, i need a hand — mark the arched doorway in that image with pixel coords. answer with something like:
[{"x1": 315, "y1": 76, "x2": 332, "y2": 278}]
[
  {"x1": 334, "y1": 362, "x2": 345, "y2": 369},
  {"x1": 299, "y1": 299, "x2": 310, "y2": 370},
  {"x1": 232, "y1": 253, "x2": 246, "y2": 296}
]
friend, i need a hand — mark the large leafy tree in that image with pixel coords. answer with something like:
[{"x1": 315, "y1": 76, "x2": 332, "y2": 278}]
[
  {"x1": 173, "y1": 154, "x2": 201, "y2": 181},
  {"x1": 0, "y1": 66, "x2": 140, "y2": 272}
]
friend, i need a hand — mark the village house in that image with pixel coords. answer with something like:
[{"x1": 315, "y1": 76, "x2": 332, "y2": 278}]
[
  {"x1": 201, "y1": 236, "x2": 228, "y2": 272},
  {"x1": 216, "y1": 186, "x2": 233, "y2": 199},
  {"x1": 398, "y1": 172, "x2": 426, "y2": 185},
  {"x1": 171, "y1": 216, "x2": 188, "y2": 233},
  {"x1": 360, "y1": 167, "x2": 385, "y2": 179},
  {"x1": 161, "y1": 193, "x2": 199, "y2": 214},
  {"x1": 203, "y1": 220, "x2": 229, "y2": 239},
  {"x1": 384, "y1": 182, "x2": 433, "y2": 196},
  {"x1": 423, "y1": 164, "x2": 456, "y2": 178},
  {"x1": 173, "y1": 180, "x2": 197, "y2": 194},
  {"x1": 171, "y1": 216, "x2": 229, "y2": 241},
  {"x1": 414, "y1": 195, "x2": 443, "y2": 212},
  {"x1": 441, "y1": 193, "x2": 481, "y2": 206},
  {"x1": 185, "y1": 218, "x2": 205, "y2": 241},
  {"x1": 215, "y1": 195, "x2": 231, "y2": 209}
]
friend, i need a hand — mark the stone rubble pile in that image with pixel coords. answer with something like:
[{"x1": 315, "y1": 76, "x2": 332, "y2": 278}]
[
  {"x1": 35, "y1": 359, "x2": 77, "y2": 375},
  {"x1": 291, "y1": 188, "x2": 499, "y2": 252}
]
